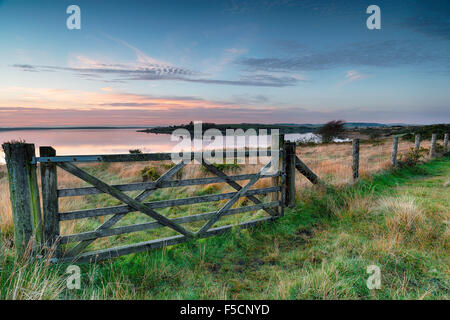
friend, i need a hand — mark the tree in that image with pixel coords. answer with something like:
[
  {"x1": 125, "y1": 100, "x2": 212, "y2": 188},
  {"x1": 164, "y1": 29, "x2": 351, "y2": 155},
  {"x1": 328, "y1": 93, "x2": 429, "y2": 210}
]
[{"x1": 317, "y1": 120, "x2": 346, "y2": 143}]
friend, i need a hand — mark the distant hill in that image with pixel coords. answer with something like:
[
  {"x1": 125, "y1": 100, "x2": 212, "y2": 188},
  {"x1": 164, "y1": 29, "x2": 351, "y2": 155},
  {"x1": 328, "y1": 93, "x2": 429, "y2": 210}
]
[
  {"x1": 140, "y1": 122, "x2": 393, "y2": 135},
  {"x1": 274, "y1": 122, "x2": 389, "y2": 128}
]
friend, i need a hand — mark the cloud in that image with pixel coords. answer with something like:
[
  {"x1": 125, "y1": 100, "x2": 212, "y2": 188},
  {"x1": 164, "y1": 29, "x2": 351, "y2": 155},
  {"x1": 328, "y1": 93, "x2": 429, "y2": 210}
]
[
  {"x1": 12, "y1": 64, "x2": 38, "y2": 72},
  {"x1": 0, "y1": 87, "x2": 271, "y2": 114},
  {"x1": 11, "y1": 62, "x2": 300, "y2": 87},
  {"x1": 10, "y1": 32, "x2": 301, "y2": 88},
  {"x1": 339, "y1": 70, "x2": 367, "y2": 86},
  {"x1": 237, "y1": 40, "x2": 450, "y2": 72},
  {"x1": 401, "y1": 14, "x2": 450, "y2": 40},
  {"x1": 2, "y1": 104, "x2": 448, "y2": 127},
  {"x1": 399, "y1": 1, "x2": 450, "y2": 40},
  {"x1": 225, "y1": 0, "x2": 354, "y2": 16}
]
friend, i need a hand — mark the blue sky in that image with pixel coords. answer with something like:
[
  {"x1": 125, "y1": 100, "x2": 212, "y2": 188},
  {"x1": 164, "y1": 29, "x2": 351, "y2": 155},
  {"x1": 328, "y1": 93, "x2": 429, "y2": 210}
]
[{"x1": 0, "y1": 0, "x2": 449, "y2": 126}]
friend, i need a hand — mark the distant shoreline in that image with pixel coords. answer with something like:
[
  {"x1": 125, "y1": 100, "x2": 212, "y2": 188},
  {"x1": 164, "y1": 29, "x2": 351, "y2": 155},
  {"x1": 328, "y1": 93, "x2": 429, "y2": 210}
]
[
  {"x1": 138, "y1": 122, "x2": 390, "y2": 135},
  {"x1": 0, "y1": 126, "x2": 153, "y2": 132}
]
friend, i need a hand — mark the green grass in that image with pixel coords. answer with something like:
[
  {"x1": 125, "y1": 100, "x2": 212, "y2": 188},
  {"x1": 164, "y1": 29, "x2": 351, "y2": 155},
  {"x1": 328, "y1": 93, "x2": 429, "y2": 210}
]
[{"x1": 1, "y1": 157, "x2": 448, "y2": 299}]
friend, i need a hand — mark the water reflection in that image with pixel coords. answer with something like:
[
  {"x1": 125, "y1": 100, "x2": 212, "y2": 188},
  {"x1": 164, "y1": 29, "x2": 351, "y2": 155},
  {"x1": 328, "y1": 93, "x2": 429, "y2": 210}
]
[{"x1": 0, "y1": 129, "x2": 307, "y2": 163}]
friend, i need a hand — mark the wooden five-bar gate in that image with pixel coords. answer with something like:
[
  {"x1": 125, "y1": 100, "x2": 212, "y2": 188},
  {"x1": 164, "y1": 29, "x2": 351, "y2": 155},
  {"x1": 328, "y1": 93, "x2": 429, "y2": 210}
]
[{"x1": 3, "y1": 136, "x2": 321, "y2": 263}]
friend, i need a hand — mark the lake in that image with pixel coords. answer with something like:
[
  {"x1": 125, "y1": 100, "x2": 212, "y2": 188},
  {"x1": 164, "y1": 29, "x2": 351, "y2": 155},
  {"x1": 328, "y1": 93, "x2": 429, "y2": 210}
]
[{"x1": 0, "y1": 128, "x2": 317, "y2": 164}]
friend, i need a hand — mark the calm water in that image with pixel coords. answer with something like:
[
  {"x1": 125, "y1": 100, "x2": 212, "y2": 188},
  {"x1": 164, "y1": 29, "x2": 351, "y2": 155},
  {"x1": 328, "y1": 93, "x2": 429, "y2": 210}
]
[{"x1": 0, "y1": 128, "x2": 311, "y2": 163}]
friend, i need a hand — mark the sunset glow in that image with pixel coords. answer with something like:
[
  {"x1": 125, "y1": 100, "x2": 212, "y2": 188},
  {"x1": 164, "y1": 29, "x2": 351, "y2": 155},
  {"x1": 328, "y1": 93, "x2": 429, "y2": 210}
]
[{"x1": 0, "y1": 0, "x2": 449, "y2": 126}]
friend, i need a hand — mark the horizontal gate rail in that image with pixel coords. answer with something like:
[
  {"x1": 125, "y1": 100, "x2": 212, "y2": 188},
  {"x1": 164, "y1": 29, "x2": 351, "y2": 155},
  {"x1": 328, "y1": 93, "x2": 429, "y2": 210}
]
[
  {"x1": 2, "y1": 138, "x2": 285, "y2": 262},
  {"x1": 32, "y1": 150, "x2": 273, "y2": 164},
  {"x1": 197, "y1": 160, "x2": 273, "y2": 235},
  {"x1": 60, "y1": 216, "x2": 274, "y2": 263},
  {"x1": 201, "y1": 160, "x2": 279, "y2": 217},
  {"x1": 58, "y1": 172, "x2": 280, "y2": 197},
  {"x1": 60, "y1": 201, "x2": 280, "y2": 244},
  {"x1": 59, "y1": 186, "x2": 280, "y2": 221}
]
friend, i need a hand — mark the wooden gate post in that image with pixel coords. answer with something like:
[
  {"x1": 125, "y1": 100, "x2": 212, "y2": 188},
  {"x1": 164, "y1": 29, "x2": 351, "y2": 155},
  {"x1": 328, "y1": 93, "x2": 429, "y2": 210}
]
[
  {"x1": 430, "y1": 134, "x2": 437, "y2": 158},
  {"x1": 414, "y1": 133, "x2": 421, "y2": 151},
  {"x1": 284, "y1": 141, "x2": 296, "y2": 208},
  {"x1": 444, "y1": 133, "x2": 449, "y2": 153},
  {"x1": 271, "y1": 133, "x2": 284, "y2": 215},
  {"x1": 391, "y1": 136, "x2": 399, "y2": 167},
  {"x1": 40, "y1": 147, "x2": 60, "y2": 255},
  {"x1": 352, "y1": 139, "x2": 360, "y2": 181},
  {"x1": 2, "y1": 143, "x2": 43, "y2": 257}
]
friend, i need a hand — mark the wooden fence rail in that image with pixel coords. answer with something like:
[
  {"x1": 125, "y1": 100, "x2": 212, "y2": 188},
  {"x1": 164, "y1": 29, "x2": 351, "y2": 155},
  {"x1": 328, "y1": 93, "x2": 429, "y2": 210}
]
[
  {"x1": 2, "y1": 132, "x2": 447, "y2": 262},
  {"x1": 3, "y1": 137, "x2": 288, "y2": 262}
]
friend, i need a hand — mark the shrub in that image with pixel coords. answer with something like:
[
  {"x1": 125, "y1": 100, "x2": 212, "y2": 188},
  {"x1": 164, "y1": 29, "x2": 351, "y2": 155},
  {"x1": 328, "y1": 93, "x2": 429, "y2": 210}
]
[
  {"x1": 398, "y1": 147, "x2": 428, "y2": 168},
  {"x1": 129, "y1": 149, "x2": 142, "y2": 154},
  {"x1": 195, "y1": 184, "x2": 221, "y2": 196},
  {"x1": 140, "y1": 166, "x2": 161, "y2": 181},
  {"x1": 160, "y1": 162, "x2": 183, "y2": 179},
  {"x1": 435, "y1": 143, "x2": 444, "y2": 154},
  {"x1": 201, "y1": 161, "x2": 241, "y2": 173},
  {"x1": 317, "y1": 120, "x2": 346, "y2": 143}
]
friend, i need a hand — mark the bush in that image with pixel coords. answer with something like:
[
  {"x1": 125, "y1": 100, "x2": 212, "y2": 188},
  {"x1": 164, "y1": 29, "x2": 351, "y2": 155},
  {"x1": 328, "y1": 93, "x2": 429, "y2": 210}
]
[
  {"x1": 160, "y1": 162, "x2": 183, "y2": 179},
  {"x1": 129, "y1": 149, "x2": 142, "y2": 154},
  {"x1": 140, "y1": 166, "x2": 161, "y2": 181},
  {"x1": 317, "y1": 120, "x2": 346, "y2": 143},
  {"x1": 195, "y1": 184, "x2": 221, "y2": 196},
  {"x1": 401, "y1": 124, "x2": 450, "y2": 141},
  {"x1": 435, "y1": 143, "x2": 445, "y2": 154},
  {"x1": 398, "y1": 147, "x2": 428, "y2": 168},
  {"x1": 202, "y1": 161, "x2": 241, "y2": 173}
]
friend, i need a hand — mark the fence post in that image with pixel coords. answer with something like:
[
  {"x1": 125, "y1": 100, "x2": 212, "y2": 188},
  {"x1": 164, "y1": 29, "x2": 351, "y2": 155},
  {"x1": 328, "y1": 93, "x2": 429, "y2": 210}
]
[
  {"x1": 414, "y1": 133, "x2": 421, "y2": 151},
  {"x1": 391, "y1": 136, "x2": 399, "y2": 167},
  {"x1": 2, "y1": 143, "x2": 43, "y2": 257},
  {"x1": 444, "y1": 133, "x2": 449, "y2": 153},
  {"x1": 430, "y1": 133, "x2": 437, "y2": 158},
  {"x1": 40, "y1": 146, "x2": 60, "y2": 256},
  {"x1": 271, "y1": 133, "x2": 284, "y2": 215},
  {"x1": 284, "y1": 141, "x2": 296, "y2": 208},
  {"x1": 352, "y1": 139, "x2": 359, "y2": 181}
]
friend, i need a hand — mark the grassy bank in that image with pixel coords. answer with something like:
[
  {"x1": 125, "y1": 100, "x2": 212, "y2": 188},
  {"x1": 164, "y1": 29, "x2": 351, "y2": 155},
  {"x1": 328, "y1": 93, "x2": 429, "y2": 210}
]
[{"x1": 1, "y1": 156, "x2": 448, "y2": 299}]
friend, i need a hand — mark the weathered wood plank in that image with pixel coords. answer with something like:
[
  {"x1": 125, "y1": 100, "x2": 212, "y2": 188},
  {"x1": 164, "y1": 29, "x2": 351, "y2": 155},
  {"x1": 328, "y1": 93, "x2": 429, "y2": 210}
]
[
  {"x1": 444, "y1": 133, "x2": 449, "y2": 153},
  {"x1": 59, "y1": 216, "x2": 275, "y2": 263},
  {"x1": 415, "y1": 133, "x2": 421, "y2": 151},
  {"x1": 201, "y1": 160, "x2": 279, "y2": 217},
  {"x1": 352, "y1": 139, "x2": 360, "y2": 180},
  {"x1": 58, "y1": 172, "x2": 280, "y2": 197},
  {"x1": 59, "y1": 186, "x2": 280, "y2": 221},
  {"x1": 62, "y1": 161, "x2": 187, "y2": 257},
  {"x1": 60, "y1": 201, "x2": 279, "y2": 244},
  {"x1": 40, "y1": 147, "x2": 60, "y2": 255},
  {"x1": 294, "y1": 156, "x2": 321, "y2": 185},
  {"x1": 135, "y1": 162, "x2": 187, "y2": 202},
  {"x1": 391, "y1": 136, "x2": 399, "y2": 167},
  {"x1": 2, "y1": 143, "x2": 43, "y2": 256},
  {"x1": 196, "y1": 160, "x2": 272, "y2": 235},
  {"x1": 430, "y1": 133, "x2": 437, "y2": 158},
  {"x1": 284, "y1": 142, "x2": 296, "y2": 208},
  {"x1": 271, "y1": 133, "x2": 284, "y2": 216},
  {"x1": 35, "y1": 150, "x2": 273, "y2": 164},
  {"x1": 57, "y1": 162, "x2": 194, "y2": 237}
]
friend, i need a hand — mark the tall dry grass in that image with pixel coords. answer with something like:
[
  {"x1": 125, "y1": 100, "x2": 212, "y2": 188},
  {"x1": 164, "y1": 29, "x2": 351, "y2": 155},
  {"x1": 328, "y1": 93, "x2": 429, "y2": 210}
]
[
  {"x1": 0, "y1": 138, "x2": 434, "y2": 238},
  {"x1": 0, "y1": 165, "x2": 12, "y2": 236},
  {"x1": 0, "y1": 241, "x2": 67, "y2": 300},
  {"x1": 293, "y1": 138, "x2": 430, "y2": 191}
]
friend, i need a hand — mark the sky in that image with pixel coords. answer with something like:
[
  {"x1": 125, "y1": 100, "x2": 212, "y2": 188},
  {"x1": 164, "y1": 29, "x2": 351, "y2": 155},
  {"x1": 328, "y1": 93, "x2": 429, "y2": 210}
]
[{"x1": 0, "y1": 0, "x2": 449, "y2": 126}]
